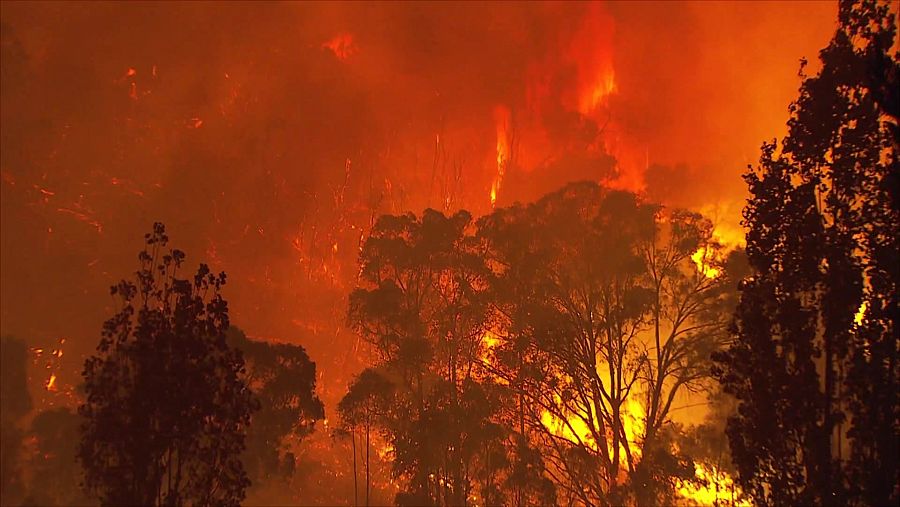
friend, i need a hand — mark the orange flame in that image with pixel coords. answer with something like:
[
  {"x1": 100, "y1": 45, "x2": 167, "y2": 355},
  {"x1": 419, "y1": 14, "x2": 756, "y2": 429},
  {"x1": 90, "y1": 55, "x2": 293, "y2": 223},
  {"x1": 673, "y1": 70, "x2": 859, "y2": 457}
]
[
  {"x1": 677, "y1": 463, "x2": 750, "y2": 506},
  {"x1": 692, "y1": 217, "x2": 745, "y2": 279},
  {"x1": 491, "y1": 105, "x2": 511, "y2": 207},
  {"x1": 323, "y1": 33, "x2": 357, "y2": 61},
  {"x1": 540, "y1": 393, "x2": 645, "y2": 466}
]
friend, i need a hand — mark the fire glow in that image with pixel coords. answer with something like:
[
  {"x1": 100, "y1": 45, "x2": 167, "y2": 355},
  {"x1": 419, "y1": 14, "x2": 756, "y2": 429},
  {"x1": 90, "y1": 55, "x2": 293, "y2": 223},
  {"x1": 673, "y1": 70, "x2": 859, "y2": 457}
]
[{"x1": 0, "y1": 2, "x2": 846, "y2": 506}]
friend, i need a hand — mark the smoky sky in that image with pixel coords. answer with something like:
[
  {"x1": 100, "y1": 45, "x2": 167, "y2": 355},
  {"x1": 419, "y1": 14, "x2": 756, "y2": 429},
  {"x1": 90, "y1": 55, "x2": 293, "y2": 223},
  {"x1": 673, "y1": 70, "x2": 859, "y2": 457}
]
[{"x1": 0, "y1": 1, "x2": 836, "y2": 406}]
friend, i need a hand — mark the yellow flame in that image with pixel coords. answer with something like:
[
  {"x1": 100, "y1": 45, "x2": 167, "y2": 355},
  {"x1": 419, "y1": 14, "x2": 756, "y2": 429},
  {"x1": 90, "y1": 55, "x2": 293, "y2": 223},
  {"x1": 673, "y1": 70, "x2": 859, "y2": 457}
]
[
  {"x1": 540, "y1": 396, "x2": 645, "y2": 464},
  {"x1": 677, "y1": 463, "x2": 750, "y2": 506},
  {"x1": 691, "y1": 222, "x2": 745, "y2": 279},
  {"x1": 854, "y1": 300, "x2": 867, "y2": 326},
  {"x1": 479, "y1": 329, "x2": 501, "y2": 366},
  {"x1": 45, "y1": 374, "x2": 57, "y2": 391},
  {"x1": 691, "y1": 247, "x2": 721, "y2": 279}
]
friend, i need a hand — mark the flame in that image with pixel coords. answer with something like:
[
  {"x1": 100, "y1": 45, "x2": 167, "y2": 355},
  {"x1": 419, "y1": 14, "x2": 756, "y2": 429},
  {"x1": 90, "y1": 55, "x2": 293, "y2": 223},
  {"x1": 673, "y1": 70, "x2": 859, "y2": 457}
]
[
  {"x1": 377, "y1": 442, "x2": 394, "y2": 460},
  {"x1": 478, "y1": 329, "x2": 501, "y2": 367},
  {"x1": 854, "y1": 300, "x2": 867, "y2": 326},
  {"x1": 578, "y1": 70, "x2": 617, "y2": 116},
  {"x1": 565, "y1": 2, "x2": 616, "y2": 117},
  {"x1": 677, "y1": 463, "x2": 750, "y2": 506},
  {"x1": 691, "y1": 247, "x2": 722, "y2": 279},
  {"x1": 491, "y1": 105, "x2": 511, "y2": 207},
  {"x1": 481, "y1": 329, "x2": 500, "y2": 350},
  {"x1": 323, "y1": 33, "x2": 357, "y2": 61},
  {"x1": 692, "y1": 221, "x2": 745, "y2": 279},
  {"x1": 45, "y1": 373, "x2": 57, "y2": 391},
  {"x1": 540, "y1": 395, "x2": 645, "y2": 464}
]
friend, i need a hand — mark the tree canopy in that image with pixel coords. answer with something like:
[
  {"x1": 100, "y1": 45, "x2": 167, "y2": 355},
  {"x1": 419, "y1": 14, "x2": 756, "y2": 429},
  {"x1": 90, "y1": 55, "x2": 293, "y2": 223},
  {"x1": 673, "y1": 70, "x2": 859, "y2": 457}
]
[
  {"x1": 714, "y1": 1, "x2": 899, "y2": 505},
  {"x1": 343, "y1": 182, "x2": 741, "y2": 506},
  {"x1": 79, "y1": 223, "x2": 258, "y2": 506}
]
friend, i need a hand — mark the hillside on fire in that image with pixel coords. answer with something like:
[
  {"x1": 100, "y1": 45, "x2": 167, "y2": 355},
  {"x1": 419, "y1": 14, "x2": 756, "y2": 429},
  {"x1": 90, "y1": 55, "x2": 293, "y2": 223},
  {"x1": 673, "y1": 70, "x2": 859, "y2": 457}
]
[{"x1": 0, "y1": 1, "x2": 897, "y2": 506}]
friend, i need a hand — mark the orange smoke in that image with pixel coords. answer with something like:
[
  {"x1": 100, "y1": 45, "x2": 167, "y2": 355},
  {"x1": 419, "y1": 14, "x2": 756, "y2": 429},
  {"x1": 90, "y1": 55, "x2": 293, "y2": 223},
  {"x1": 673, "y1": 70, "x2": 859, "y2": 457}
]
[{"x1": 569, "y1": 3, "x2": 617, "y2": 116}]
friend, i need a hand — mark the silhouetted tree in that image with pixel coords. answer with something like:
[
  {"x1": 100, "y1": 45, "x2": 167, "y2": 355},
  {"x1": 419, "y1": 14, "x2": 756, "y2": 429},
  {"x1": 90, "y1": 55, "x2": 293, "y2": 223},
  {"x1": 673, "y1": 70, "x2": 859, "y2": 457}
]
[
  {"x1": 227, "y1": 327, "x2": 325, "y2": 498},
  {"x1": 347, "y1": 209, "x2": 498, "y2": 506},
  {"x1": 339, "y1": 368, "x2": 395, "y2": 507},
  {"x1": 1, "y1": 336, "x2": 32, "y2": 506},
  {"x1": 478, "y1": 182, "x2": 736, "y2": 506},
  {"x1": 79, "y1": 223, "x2": 258, "y2": 506},
  {"x1": 714, "y1": 1, "x2": 899, "y2": 505}
]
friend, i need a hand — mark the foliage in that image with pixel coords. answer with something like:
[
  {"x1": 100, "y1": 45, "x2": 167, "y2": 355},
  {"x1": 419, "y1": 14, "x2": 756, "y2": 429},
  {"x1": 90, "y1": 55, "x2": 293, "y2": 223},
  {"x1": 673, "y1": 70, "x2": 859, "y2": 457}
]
[
  {"x1": 344, "y1": 184, "x2": 737, "y2": 506},
  {"x1": 227, "y1": 327, "x2": 325, "y2": 496},
  {"x1": 477, "y1": 181, "x2": 736, "y2": 506},
  {"x1": 714, "y1": 1, "x2": 899, "y2": 505},
  {"x1": 345, "y1": 209, "x2": 522, "y2": 506},
  {"x1": 78, "y1": 223, "x2": 258, "y2": 506}
]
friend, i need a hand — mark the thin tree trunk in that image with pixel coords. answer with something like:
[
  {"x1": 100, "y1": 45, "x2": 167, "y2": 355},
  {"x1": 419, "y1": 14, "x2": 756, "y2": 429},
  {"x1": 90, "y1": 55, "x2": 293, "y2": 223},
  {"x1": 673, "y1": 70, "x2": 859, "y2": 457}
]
[
  {"x1": 352, "y1": 429, "x2": 359, "y2": 507},
  {"x1": 365, "y1": 416, "x2": 370, "y2": 507}
]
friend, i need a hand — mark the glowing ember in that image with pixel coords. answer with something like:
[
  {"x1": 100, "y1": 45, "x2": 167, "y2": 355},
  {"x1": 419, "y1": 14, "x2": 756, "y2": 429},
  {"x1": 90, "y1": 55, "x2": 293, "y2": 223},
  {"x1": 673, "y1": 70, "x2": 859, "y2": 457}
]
[
  {"x1": 854, "y1": 300, "x2": 868, "y2": 326},
  {"x1": 323, "y1": 33, "x2": 357, "y2": 60}
]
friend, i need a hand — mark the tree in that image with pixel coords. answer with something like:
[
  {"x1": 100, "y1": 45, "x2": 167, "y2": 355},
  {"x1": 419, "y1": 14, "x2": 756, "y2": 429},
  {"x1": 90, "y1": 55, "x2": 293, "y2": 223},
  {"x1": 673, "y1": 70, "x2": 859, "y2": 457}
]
[
  {"x1": 1, "y1": 335, "x2": 32, "y2": 506},
  {"x1": 346, "y1": 209, "x2": 500, "y2": 506},
  {"x1": 79, "y1": 222, "x2": 258, "y2": 506},
  {"x1": 227, "y1": 327, "x2": 325, "y2": 499},
  {"x1": 714, "y1": 1, "x2": 899, "y2": 505},
  {"x1": 477, "y1": 182, "x2": 736, "y2": 506},
  {"x1": 338, "y1": 368, "x2": 395, "y2": 507}
]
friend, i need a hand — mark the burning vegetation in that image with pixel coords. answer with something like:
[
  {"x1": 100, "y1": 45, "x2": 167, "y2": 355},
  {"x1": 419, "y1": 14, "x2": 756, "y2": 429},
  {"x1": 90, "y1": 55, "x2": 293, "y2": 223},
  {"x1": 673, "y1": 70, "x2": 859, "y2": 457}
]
[{"x1": 1, "y1": 1, "x2": 898, "y2": 506}]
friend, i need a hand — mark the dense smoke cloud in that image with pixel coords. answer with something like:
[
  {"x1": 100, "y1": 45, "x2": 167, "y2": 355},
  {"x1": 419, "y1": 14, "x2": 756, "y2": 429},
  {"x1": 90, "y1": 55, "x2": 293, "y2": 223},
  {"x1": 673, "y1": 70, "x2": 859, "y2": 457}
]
[{"x1": 0, "y1": 1, "x2": 836, "y2": 407}]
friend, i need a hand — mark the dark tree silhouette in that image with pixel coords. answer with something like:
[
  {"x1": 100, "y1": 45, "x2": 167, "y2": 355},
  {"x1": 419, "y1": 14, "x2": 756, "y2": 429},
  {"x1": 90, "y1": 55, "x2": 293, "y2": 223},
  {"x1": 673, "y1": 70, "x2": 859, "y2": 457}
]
[
  {"x1": 79, "y1": 223, "x2": 258, "y2": 506},
  {"x1": 1, "y1": 336, "x2": 32, "y2": 506},
  {"x1": 714, "y1": 1, "x2": 899, "y2": 505},
  {"x1": 338, "y1": 368, "x2": 395, "y2": 507},
  {"x1": 477, "y1": 182, "x2": 736, "y2": 506},
  {"x1": 346, "y1": 209, "x2": 503, "y2": 506},
  {"x1": 227, "y1": 327, "x2": 325, "y2": 498}
]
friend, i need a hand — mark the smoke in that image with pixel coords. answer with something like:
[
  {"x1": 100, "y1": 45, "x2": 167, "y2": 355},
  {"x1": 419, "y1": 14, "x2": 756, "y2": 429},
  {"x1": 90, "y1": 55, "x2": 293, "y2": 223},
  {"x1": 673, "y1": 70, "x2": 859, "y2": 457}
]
[{"x1": 0, "y1": 1, "x2": 836, "y2": 410}]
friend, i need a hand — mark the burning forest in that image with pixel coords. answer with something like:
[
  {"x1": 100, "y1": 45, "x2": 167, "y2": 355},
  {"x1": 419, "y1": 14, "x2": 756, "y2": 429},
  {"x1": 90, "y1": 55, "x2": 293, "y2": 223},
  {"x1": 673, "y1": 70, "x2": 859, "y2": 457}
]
[{"x1": 0, "y1": 1, "x2": 897, "y2": 506}]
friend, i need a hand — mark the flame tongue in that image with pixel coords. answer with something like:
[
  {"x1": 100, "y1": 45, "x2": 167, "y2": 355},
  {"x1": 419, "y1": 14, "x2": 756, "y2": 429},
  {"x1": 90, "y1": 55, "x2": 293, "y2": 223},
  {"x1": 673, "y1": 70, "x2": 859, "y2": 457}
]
[{"x1": 491, "y1": 105, "x2": 511, "y2": 208}]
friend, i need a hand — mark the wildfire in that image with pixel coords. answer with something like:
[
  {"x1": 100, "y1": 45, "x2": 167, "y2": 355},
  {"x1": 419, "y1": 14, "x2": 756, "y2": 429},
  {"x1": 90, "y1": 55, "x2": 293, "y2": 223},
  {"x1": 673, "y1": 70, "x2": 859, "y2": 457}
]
[
  {"x1": 45, "y1": 373, "x2": 57, "y2": 391},
  {"x1": 32, "y1": 338, "x2": 75, "y2": 404},
  {"x1": 677, "y1": 463, "x2": 750, "y2": 506},
  {"x1": 540, "y1": 395, "x2": 645, "y2": 464},
  {"x1": 491, "y1": 106, "x2": 511, "y2": 207},
  {"x1": 481, "y1": 329, "x2": 500, "y2": 350},
  {"x1": 578, "y1": 70, "x2": 617, "y2": 116},
  {"x1": 854, "y1": 300, "x2": 868, "y2": 326},
  {"x1": 691, "y1": 247, "x2": 722, "y2": 279},
  {"x1": 692, "y1": 220, "x2": 745, "y2": 279}
]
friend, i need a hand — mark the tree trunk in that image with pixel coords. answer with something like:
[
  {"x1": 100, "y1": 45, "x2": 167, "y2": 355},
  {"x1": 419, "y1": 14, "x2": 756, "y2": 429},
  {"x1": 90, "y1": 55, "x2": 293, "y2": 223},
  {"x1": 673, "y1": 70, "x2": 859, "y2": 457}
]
[{"x1": 352, "y1": 429, "x2": 358, "y2": 507}]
